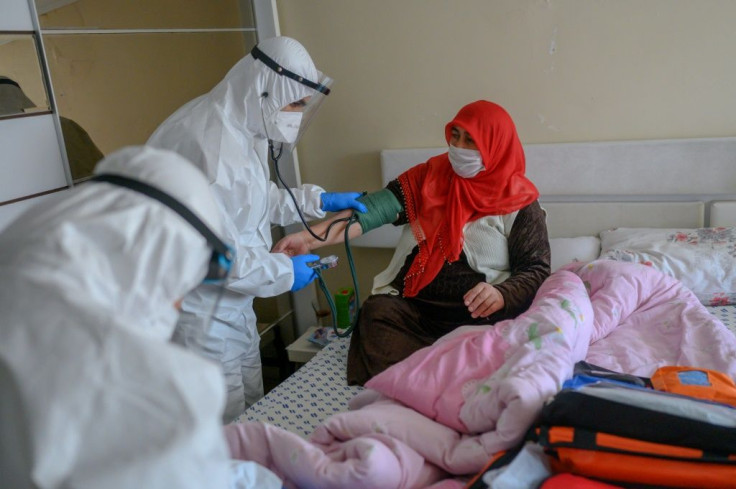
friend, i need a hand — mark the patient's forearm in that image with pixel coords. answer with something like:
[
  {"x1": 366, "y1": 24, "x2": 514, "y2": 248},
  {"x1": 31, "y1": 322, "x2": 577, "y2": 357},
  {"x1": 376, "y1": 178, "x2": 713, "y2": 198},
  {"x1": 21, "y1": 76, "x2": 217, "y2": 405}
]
[
  {"x1": 305, "y1": 210, "x2": 363, "y2": 250},
  {"x1": 307, "y1": 188, "x2": 403, "y2": 248},
  {"x1": 281, "y1": 188, "x2": 403, "y2": 253}
]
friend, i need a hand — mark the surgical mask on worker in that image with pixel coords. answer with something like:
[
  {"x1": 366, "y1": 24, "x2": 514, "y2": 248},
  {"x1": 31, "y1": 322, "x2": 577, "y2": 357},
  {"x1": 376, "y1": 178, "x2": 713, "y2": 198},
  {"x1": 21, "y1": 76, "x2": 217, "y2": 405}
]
[
  {"x1": 266, "y1": 110, "x2": 303, "y2": 144},
  {"x1": 448, "y1": 145, "x2": 485, "y2": 178}
]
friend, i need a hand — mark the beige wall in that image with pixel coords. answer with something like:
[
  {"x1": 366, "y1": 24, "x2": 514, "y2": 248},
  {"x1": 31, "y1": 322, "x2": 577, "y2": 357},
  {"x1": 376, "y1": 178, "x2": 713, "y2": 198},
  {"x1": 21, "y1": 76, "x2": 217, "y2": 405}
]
[
  {"x1": 277, "y1": 0, "x2": 736, "y2": 301},
  {"x1": 44, "y1": 32, "x2": 252, "y2": 154}
]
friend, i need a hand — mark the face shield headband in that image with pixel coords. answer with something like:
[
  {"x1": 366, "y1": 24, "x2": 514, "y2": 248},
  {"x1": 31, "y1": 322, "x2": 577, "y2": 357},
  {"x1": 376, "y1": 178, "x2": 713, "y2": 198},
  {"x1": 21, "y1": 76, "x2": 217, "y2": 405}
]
[
  {"x1": 250, "y1": 45, "x2": 330, "y2": 95},
  {"x1": 89, "y1": 174, "x2": 233, "y2": 284}
]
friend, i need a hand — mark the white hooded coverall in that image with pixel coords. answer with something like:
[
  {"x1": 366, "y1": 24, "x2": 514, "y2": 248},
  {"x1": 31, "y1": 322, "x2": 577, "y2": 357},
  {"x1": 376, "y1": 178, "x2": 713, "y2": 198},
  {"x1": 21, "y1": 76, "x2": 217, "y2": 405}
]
[
  {"x1": 0, "y1": 146, "x2": 280, "y2": 489},
  {"x1": 147, "y1": 36, "x2": 328, "y2": 421}
]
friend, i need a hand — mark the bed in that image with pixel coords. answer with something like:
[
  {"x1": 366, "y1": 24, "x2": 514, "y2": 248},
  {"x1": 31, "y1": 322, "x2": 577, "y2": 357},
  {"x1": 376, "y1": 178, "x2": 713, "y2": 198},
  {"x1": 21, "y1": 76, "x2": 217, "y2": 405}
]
[
  {"x1": 236, "y1": 336, "x2": 358, "y2": 437},
  {"x1": 232, "y1": 137, "x2": 736, "y2": 487}
]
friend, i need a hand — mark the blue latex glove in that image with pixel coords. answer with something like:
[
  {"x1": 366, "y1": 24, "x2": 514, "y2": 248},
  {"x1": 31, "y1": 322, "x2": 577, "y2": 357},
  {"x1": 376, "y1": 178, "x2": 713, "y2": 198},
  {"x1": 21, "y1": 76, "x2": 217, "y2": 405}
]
[
  {"x1": 321, "y1": 192, "x2": 368, "y2": 213},
  {"x1": 290, "y1": 254, "x2": 320, "y2": 292}
]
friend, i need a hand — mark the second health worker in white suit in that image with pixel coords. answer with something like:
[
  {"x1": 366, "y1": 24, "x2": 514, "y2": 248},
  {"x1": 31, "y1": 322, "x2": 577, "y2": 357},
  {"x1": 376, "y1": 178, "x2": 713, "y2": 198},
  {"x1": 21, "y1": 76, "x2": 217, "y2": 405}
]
[{"x1": 148, "y1": 36, "x2": 365, "y2": 421}]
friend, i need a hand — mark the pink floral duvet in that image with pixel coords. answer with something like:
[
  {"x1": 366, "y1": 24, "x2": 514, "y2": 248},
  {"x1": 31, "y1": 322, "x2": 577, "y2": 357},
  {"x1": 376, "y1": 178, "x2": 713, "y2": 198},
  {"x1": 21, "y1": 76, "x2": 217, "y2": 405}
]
[{"x1": 225, "y1": 260, "x2": 736, "y2": 489}]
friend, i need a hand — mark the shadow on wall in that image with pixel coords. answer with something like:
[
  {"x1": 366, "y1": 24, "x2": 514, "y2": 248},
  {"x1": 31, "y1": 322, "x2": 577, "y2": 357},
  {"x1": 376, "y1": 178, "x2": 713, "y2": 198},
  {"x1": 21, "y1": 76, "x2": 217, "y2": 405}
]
[{"x1": 1, "y1": 76, "x2": 104, "y2": 181}]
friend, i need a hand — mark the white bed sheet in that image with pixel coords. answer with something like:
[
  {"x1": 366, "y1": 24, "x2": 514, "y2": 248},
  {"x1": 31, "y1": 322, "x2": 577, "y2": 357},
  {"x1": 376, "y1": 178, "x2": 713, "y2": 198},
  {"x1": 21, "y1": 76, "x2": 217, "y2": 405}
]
[
  {"x1": 235, "y1": 336, "x2": 362, "y2": 438},
  {"x1": 235, "y1": 305, "x2": 736, "y2": 439}
]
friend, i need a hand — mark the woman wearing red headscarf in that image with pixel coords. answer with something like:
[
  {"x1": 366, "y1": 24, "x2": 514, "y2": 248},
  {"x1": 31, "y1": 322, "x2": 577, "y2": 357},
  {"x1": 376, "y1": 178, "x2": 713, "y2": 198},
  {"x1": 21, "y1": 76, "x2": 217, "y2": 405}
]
[{"x1": 274, "y1": 100, "x2": 550, "y2": 385}]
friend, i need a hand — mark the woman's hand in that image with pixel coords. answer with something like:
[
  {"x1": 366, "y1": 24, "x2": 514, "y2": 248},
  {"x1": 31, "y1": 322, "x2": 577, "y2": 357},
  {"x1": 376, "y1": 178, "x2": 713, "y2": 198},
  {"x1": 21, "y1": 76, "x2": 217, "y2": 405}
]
[
  {"x1": 464, "y1": 282, "x2": 505, "y2": 319},
  {"x1": 273, "y1": 232, "x2": 311, "y2": 256}
]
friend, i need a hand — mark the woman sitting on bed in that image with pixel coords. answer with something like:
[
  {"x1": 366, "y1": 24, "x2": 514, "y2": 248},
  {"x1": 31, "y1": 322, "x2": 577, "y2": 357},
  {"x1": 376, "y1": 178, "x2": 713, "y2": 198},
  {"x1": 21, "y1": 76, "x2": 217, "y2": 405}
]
[{"x1": 274, "y1": 100, "x2": 551, "y2": 385}]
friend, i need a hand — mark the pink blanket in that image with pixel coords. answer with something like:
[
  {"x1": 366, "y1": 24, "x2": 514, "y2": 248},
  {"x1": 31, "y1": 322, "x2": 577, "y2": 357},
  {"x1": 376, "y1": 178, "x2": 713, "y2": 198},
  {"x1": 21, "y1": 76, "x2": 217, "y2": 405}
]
[{"x1": 226, "y1": 260, "x2": 736, "y2": 489}]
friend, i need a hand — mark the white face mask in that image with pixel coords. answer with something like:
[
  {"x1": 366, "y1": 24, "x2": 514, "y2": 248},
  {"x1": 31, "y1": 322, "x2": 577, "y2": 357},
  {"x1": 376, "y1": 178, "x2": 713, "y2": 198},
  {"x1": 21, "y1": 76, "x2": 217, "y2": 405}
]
[
  {"x1": 448, "y1": 145, "x2": 485, "y2": 178},
  {"x1": 266, "y1": 110, "x2": 303, "y2": 144}
]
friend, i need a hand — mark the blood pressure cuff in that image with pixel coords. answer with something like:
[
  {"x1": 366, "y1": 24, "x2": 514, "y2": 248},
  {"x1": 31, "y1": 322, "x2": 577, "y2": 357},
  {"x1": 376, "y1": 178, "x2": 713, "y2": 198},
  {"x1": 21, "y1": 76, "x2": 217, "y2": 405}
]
[{"x1": 355, "y1": 188, "x2": 403, "y2": 233}]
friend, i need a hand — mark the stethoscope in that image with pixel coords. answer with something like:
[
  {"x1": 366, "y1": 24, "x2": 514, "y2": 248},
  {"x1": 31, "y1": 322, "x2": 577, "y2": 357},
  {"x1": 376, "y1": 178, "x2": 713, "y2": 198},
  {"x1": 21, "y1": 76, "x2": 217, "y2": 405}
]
[
  {"x1": 266, "y1": 133, "x2": 362, "y2": 338},
  {"x1": 253, "y1": 45, "x2": 362, "y2": 337}
]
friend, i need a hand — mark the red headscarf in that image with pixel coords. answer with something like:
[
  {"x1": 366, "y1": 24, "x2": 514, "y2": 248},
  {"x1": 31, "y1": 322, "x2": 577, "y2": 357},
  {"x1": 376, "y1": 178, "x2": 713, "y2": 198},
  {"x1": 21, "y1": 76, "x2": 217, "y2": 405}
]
[{"x1": 398, "y1": 100, "x2": 539, "y2": 297}]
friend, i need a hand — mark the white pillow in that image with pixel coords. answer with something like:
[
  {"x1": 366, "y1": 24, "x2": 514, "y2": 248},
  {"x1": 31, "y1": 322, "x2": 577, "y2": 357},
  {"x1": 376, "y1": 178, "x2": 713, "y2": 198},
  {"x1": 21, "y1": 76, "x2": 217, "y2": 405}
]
[
  {"x1": 550, "y1": 236, "x2": 601, "y2": 271},
  {"x1": 599, "y1": 227, "x2": 736, "y2": 306}
]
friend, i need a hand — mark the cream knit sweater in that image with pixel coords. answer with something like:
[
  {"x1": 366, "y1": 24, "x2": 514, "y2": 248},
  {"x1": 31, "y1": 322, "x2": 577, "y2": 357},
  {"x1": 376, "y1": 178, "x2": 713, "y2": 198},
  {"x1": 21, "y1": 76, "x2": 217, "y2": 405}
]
[{"x1": 372, "y1": 211, "x2": 520, "y2": 295}]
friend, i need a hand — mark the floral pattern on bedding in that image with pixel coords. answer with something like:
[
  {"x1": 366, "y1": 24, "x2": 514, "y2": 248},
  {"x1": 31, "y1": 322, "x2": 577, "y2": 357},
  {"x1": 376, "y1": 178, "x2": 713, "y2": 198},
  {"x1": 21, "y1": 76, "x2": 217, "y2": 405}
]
[
  {"x1": 708, "y1": 292, "x2": 736, "y2": 307},
  {"x1": 600, "y1": 227, "x2": 736, "y2": 306},
  {"x1": 668, "y1": 226, "x2": 736, "y2": 249}
]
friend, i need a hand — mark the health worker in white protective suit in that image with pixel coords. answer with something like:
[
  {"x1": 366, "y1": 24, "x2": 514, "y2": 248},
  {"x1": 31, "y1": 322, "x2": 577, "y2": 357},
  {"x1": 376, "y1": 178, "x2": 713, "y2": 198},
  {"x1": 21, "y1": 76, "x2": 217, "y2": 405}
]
[
  {"x1": 0, "y1": 146, "x2": 281, "y2": 489},
  {"x1": 147, "y1": 36, "x2": 367, "y2": 421}
]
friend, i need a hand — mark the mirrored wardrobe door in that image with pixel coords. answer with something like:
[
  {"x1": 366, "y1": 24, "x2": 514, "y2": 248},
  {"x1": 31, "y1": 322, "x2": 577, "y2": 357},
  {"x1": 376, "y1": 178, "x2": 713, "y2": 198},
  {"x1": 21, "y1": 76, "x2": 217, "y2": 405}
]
[
  {"x1": 35, "y1": 0, "x2": 258, "y2": 182},
  {"x1": 0, "y1": 33, "x2": 51, "y2": 119},
  {"x1": 0, "y1": 0, "x2": 69, "y2": 230}
]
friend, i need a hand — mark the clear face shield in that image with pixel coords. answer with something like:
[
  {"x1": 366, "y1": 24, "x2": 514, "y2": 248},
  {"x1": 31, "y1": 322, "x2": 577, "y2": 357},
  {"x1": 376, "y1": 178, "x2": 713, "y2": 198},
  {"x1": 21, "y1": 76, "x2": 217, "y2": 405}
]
[
  {"x1": 262, "y1": 75, "x2": 333, "y2": 155},
  {"x1": 288, "y1": 72, "x2": 333, "y2": 147},
  {"x1": 250, "y1": 45, "x2": 332, "y2": 153}
]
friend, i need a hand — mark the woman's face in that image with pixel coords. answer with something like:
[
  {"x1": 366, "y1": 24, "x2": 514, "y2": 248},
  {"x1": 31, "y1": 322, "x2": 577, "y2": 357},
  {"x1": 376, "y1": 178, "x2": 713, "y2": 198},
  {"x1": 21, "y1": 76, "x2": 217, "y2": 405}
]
[{"x1": 449, "y1": 125, "x2": 478, "y2": 150}]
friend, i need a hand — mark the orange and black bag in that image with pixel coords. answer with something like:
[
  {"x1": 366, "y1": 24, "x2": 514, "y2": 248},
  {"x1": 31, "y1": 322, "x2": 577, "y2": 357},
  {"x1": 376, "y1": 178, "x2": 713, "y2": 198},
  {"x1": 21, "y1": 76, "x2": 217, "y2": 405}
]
[{"x1": 530, "y1": 363, "x2": 736, "y2": 488}]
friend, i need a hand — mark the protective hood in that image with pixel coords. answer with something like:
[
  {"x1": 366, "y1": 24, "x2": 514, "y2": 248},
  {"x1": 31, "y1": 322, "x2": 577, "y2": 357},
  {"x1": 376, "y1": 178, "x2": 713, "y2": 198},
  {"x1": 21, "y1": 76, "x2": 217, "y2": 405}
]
[
  {"x1": 147, "y1": 35, "x2": 328, "y2": 186},
  {"x1": 249, "y1": 39, "x2": 332, "y2": 148},
  {"x1": 0, "y1": 146, "x2": 231, "y2": 489},
  {"x1": 0, "y1": 145, "x2": 224, "y2": 341},
  {"x1": 207, "y1": 36, "x2": 323, "y2": 141}
]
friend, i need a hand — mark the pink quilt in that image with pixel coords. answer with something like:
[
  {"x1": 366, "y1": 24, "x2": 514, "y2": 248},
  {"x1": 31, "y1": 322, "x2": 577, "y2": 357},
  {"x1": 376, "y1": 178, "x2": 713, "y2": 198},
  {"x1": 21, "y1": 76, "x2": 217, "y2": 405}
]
[{"x1": 226, "y1": 260, "x2": 736, "y2": 489}]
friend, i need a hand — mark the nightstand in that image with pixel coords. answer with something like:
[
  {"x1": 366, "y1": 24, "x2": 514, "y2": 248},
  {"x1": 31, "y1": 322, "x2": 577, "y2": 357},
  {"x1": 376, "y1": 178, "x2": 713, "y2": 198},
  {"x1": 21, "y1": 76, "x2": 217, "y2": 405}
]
[{"x1": 285, "y1": 326, "x2": 324, "y2": 365}]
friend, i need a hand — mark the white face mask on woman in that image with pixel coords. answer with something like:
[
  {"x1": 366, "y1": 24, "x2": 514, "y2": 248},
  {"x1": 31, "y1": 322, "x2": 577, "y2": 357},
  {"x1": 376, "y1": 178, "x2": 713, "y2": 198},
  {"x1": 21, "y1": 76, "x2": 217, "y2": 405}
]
[
  {"x1": 448, "y1": 145, "x2": 485, "y2": 178},
  {"x1": 266, "y1": 111, "x2": 303, "y2": 144}
]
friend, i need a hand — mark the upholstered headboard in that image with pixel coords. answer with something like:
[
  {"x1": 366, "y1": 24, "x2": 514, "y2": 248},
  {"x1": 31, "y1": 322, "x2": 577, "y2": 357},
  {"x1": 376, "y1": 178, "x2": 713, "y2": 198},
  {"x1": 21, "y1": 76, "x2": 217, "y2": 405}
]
[{"x1": 351, "y1": 137, "x2": 736, "y2": 247}]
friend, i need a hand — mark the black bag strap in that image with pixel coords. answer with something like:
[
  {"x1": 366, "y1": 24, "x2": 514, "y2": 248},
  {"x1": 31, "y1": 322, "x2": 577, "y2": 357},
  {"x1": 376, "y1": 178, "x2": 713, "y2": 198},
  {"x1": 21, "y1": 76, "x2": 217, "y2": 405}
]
[{"x1": 574, "y1": 361, "x2": 652, "y2": 388}]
